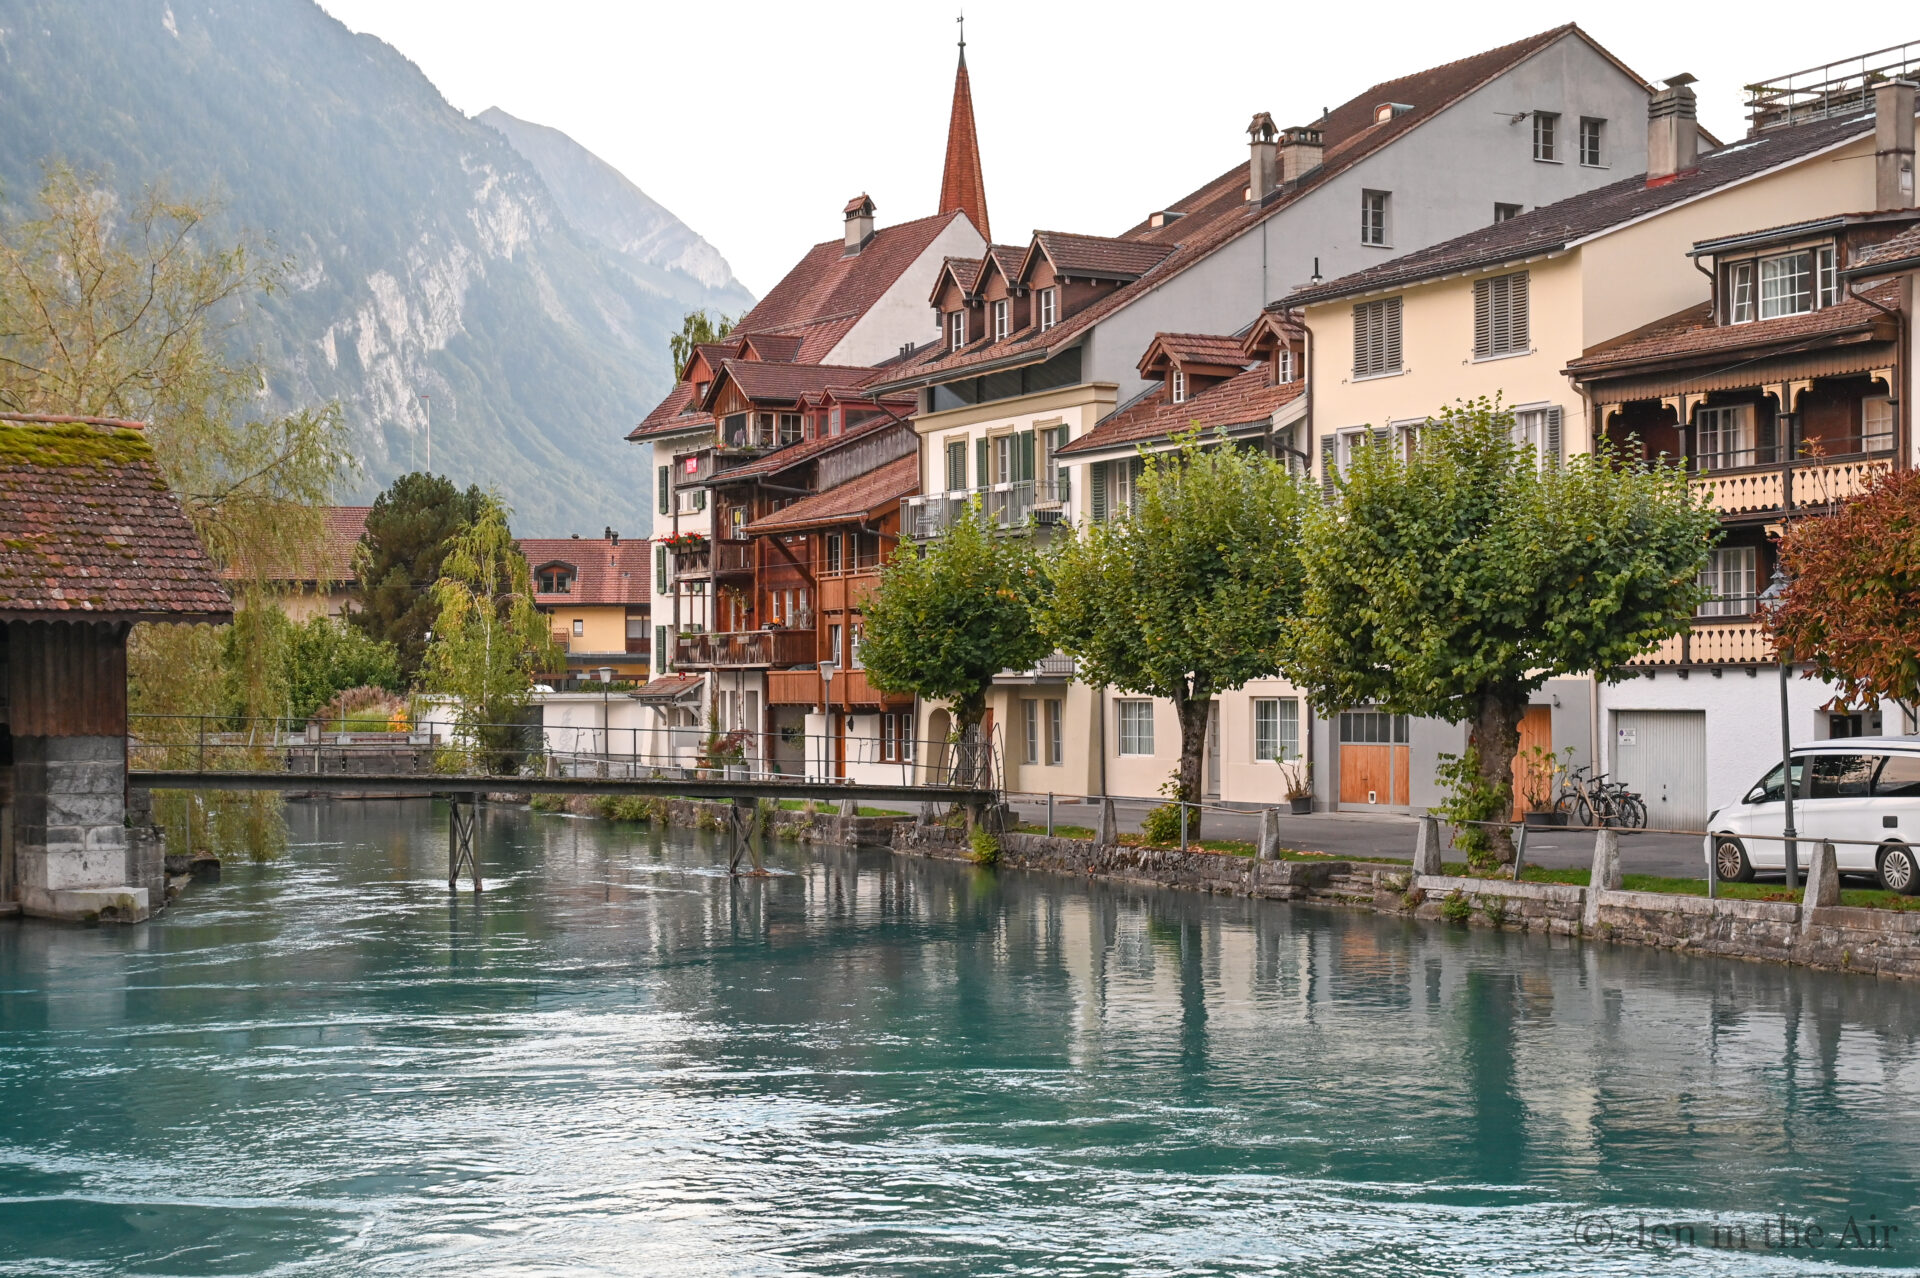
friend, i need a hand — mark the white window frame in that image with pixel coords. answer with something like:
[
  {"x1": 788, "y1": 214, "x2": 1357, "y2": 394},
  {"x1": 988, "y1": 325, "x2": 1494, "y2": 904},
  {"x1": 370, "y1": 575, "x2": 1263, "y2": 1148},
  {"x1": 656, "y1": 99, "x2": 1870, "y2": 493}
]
[
  {"x1": 1046, "y1": 698, "x2": 1063, "y2": 766},
  {"x1": 1493, "y1": 202, "x2": 1521, "y2": 223},
  {"x1": 1352, "y1": 296, "x2": 1402, "y2": 378},
  {"x1": 1727, "y1": 261, "x2": 1755, "y2": 324},
  {"x1": 1472, "y1": 271, "x2": 1530, "y2": 360},
  {"x1": 1817, "y1": 246, "x2": 1838, "y2": 308},
  {"x1": 1334, "y1": 426, "x2": 1371, "y2": 476},
  {"x1": 1117, "y1": 700, "x2": 1155, "y2": 756},
  {"x1": 1252, "y1": 698, "x2": 1301, "y2": 762},
  {"x1": 1579, "y1": 117, "x2": 1605, "y2": 167},
  {"x1": 1511, "y1": 405, "x2": 1561, "y2": 468},
  {"x1": 1360, "y1": 190, "x2": 1390, "y2": 247},
  {"x1": 1864, "y1": 395, "x2": 1895, "y2": 452},
  {"x1": 1023, "y1": 699, "x2": 1040, "y2": 765},
  {"x1": 948, "y1": 309, "x2": 967, "y2": 351},
  {"x1": 1038, "y1": 288, "x2": 1058, "y2": 331},
  {"x1": 1695, "y1": 404, "x2": 1756, "y2": 472},
  {"x1": 1170, "y1": 369, "x2": 1187, "y2": 403},
  {"x1": 992, "y1": 299, "x2": 1009, "y2": 340},
  {"x1": 1759, "y1": 252, "x2": 1813, "y2": 320},
  {"x1": 1276, "y1": 348, "x2": 1295, "y2": 382},
  {"x1": 1533, "y1": 111, "x2": 1559, "y2": 162},
  {"x1": 1697, "y1": 545, "x2": 1758, "y2": 618}
]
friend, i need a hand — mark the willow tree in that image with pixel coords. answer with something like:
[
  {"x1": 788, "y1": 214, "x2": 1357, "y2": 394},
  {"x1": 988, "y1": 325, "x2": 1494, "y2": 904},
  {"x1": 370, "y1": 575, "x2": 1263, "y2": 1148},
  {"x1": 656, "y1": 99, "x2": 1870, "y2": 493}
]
[
  {"x1": 1289, "y1": 399, "x2": 1714, "y2": 866},
  {"x1": 421, "y1": 499, "x2": 562, "y2": 773},
  {"x1": 860, "y1": 503, "x2": 1048, "y2": 783},
  {"x1": 1043, "y1": 434, "x2": 1312, "y2": 839},
  {"x1": 0, "y1": 166, "x2": 351, "y2": 855}
]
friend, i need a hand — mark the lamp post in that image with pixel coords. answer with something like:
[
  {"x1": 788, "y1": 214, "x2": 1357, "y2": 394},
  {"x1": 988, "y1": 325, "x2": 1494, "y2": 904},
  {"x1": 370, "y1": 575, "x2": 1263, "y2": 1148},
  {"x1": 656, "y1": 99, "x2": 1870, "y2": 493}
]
[{"x1": 1759, "y1": 562, "x2": 1800, "y2": 890}]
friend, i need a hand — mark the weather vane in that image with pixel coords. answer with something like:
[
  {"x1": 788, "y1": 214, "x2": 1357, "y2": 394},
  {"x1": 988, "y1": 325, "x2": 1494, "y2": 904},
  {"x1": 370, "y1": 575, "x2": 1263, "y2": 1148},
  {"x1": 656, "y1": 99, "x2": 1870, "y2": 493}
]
[{"x1": 957, "y1": 10, "x2": 965, "y2": 52}]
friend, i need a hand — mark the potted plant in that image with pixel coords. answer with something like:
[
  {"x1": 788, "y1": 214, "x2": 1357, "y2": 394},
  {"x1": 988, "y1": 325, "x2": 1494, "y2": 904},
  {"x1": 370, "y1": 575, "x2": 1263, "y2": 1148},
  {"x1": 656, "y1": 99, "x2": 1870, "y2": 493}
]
[
  {"x1": 697, "y1": 728, "x2": 753, "y2": 779},
  {"x1": 1518, "y1": 743, "x2": 1571, "y2": 827},
  {"x1": 1276, "y1": 757, "x2": 1313, "y2": 814}
]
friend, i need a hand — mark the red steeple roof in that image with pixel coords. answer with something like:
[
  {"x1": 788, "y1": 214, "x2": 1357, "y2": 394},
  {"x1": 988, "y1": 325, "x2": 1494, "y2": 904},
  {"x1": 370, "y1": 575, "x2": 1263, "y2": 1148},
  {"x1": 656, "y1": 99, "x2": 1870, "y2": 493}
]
[{"x1": 938, "y1": 35, "x2": 990, "y2": 241}]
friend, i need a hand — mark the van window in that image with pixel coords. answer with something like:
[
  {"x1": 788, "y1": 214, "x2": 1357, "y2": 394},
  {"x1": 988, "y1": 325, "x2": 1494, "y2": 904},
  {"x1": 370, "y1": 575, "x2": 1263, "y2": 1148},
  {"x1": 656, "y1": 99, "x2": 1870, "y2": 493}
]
[
  {"x1": 1808, "y1": 754, "x2": 1876, "y2": 799},
  {"x1": 1876, "y1": 754, "x2": 1920, "y2": 797},
  {"x1": 1745, "y1": 759, "x2": 1806, "y2": 804}
]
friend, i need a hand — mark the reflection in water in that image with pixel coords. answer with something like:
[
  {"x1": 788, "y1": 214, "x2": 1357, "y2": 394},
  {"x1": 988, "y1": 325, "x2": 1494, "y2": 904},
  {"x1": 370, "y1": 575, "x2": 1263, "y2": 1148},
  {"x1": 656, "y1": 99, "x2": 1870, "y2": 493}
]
[{"x1": 1, "y1": 798, "x2": 1917, "y2": 1275}]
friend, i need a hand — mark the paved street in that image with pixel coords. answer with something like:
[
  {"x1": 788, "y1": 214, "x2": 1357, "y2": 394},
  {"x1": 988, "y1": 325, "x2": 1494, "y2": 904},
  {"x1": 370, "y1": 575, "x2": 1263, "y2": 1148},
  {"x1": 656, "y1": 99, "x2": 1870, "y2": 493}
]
[{"x1": 1006, "y1": 794, "x2": 1712, "y2": 879}]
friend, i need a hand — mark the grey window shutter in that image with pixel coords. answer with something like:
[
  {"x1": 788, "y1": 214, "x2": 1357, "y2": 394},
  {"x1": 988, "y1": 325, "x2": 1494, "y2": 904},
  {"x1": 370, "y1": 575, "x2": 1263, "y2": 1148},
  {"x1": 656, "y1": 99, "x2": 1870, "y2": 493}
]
[
  {"x1": 1512, "y1": 272, "x2": 1530, "y2": 350},
  {"x1": 976, "y1": 437, "x2": 989, "y2": 488},
  {"x1": 1544, "y1": 405, "x2": 1563, "y2": 463},
  {"x1": 1090, "y1": 460, "x2": 1109, "y2": 523},
  {"x1": 1371, "y1": 426, "x2": 1392, "y2": 452},
  {"x1": 1353, "y1": 303, "x2": 1374, "y2": 378},
  {"x1": 1473, "y1": 280, "x2": 1491, "y2": 358},
  {"x1": 1319, "y1": 434, "x2": 1337, "y2": 499},
  {"x1": 1383, "y1": 298, "x2": 1402, "y2": 371}
]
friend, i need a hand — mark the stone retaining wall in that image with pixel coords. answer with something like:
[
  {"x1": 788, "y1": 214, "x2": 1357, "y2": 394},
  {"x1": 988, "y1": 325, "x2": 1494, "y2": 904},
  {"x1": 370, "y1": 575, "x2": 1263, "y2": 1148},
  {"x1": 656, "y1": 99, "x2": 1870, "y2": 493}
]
[
  {"x1": 892, "y1": 825, "x2": 1920, "y2": 982},
  {"x1": 536, "y1": 793, "x2": 909, "y2": 846}
]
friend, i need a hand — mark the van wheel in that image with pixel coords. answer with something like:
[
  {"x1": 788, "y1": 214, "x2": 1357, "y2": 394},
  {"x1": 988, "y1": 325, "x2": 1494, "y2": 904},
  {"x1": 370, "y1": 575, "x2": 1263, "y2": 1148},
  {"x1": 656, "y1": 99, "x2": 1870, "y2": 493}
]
[
  {"x1": 1714, "y1": 837, "x2": 1755, "y2": 883},
  {"x1": 1877, "y1": 843, "x2": 1920, "y2": 895}
]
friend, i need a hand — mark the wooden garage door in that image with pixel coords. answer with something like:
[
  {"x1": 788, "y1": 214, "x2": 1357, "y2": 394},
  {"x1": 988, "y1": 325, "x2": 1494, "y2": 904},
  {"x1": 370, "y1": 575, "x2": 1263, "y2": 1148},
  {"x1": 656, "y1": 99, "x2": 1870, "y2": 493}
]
[{"x1": 1611, "y1": 710, "x2": 1707, "y2": 831}]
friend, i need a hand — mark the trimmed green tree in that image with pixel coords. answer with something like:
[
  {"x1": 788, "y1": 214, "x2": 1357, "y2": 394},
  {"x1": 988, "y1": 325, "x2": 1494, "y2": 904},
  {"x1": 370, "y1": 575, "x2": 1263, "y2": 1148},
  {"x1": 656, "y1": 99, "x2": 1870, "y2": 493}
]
[
  {"x1": 860, "y1": 503, "x2": 1048, "y2": 784},
  {"x1": 669, "y1": 309, "x2": 736, "y2": 376},
  {"x1": 1289, "y1": 399, "x2": 1716, "y2": 865},
  {"x1": 421, "y1": 498, "x2": 562, "y2": 773},
  {"x1": 351, "y1": 472, "x2": 487, "y2": 680},
  {"x1": 1042, "y1": 434, "x2": 1312, "y2": 839}
]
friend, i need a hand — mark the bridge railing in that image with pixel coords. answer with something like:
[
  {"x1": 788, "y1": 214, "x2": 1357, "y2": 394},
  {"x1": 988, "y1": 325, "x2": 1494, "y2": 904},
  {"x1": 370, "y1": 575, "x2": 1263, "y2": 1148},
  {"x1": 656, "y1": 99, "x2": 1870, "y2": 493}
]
[{"x1": 127, "y1": 714, "x2": 1003, "y2": 792}]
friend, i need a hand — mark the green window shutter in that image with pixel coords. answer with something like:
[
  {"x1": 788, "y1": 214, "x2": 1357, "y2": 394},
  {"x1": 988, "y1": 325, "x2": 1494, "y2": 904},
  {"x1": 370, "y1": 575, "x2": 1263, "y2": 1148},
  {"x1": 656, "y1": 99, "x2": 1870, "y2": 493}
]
[
  {"x1": 1018, "y1": 429, "x2": 1036, "y2": 482},
  {"x1": 1090, "y1": 460, "x2": 1108, "y2": 523},
  {"x1": 1319, "y1": 434, "x2": 1337, "y2": 500},
  {"x1": 975, "y1": 437, "x2": 989, "y2": 489},
  {"x1": 655, "y1": 544, "x2": 668, "y2": 593},
  {"x1": 657, "y1": 465, "x2": 670, "y2": 516}
]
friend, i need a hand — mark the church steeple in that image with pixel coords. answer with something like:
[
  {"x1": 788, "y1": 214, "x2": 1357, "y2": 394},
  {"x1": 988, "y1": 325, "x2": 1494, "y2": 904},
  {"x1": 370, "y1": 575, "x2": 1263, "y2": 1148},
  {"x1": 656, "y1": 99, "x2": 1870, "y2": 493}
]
[{"x1": 938, "y1": 16, "x2": 990, "y2": 241}]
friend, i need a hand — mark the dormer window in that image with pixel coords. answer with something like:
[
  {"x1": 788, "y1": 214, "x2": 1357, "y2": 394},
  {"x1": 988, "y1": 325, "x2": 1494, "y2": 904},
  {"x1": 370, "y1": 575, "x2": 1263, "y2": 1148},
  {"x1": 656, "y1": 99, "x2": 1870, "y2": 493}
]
[
  {"x1": 948, "y1": 310, "x2": 967, "y2": 351},
  {"x1": 1170, "y1": 369, "x2": 1187, "y2": 403},
  {"x1": 993, "y1": 299, "x2": 1009, "y2": 340},
  {"x1": 1277, "y1": 348, "x2": 1296, "y2": 383},
  {"x1": 1725, "y1": 245, "x2": 1840, "y2": 324},
  {"x1": 538, "y1": 566, "x2": 573, "y2": 594},
  {"x1": 1038, "y1": 288, "x2": 1058, "y2": 331}
]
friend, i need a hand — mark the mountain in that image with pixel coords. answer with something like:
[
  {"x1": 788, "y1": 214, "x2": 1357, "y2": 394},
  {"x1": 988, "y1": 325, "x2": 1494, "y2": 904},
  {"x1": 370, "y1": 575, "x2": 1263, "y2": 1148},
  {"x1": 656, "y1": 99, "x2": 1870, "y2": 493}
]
[
  {"x1": 0, "y1": 0, "x2": 752, "y2": 534},
  {"x1": 477, "y1": 107, "x2": 750, "y2": 303}
]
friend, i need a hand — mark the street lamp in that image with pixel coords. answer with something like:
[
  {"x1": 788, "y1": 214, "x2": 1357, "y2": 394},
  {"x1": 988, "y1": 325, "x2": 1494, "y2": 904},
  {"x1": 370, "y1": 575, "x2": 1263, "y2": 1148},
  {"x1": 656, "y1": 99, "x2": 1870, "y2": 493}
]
[{"x1": 1758, "y1": 562, "x2": 1800, "y2": 890}]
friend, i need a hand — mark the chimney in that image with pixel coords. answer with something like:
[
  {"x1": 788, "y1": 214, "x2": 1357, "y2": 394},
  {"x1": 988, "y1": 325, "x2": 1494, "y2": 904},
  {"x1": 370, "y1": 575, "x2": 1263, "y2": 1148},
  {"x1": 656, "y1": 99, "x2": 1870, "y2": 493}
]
[
  {"x1": 1278, "y1": 126, "x2": 1324, "y2": 184},
  {"x1": 844, "y1": 193, "x2": 876, "y2": 255},
  {"x1": 1646, "y1": 74, "x2": 1699, "y2": 186},
  {"x1": 1876, "y1": 79, "x2": 1917, "y2": 209},
  {"x1": 1247, "y1": 112, "x2": 1279, "y2": 202}
]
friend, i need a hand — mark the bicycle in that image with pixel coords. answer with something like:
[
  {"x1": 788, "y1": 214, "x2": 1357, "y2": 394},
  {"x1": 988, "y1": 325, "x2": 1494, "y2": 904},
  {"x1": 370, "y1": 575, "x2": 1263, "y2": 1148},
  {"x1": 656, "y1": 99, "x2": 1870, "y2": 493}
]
[{"x1": 1553, "y1": 766, "x2": 1647, "y2": 828}]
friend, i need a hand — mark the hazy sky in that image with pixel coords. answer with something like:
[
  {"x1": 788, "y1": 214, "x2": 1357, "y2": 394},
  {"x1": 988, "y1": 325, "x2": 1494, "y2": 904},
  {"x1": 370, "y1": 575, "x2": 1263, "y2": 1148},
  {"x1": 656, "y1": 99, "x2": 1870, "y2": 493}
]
[{"x1": 317, "y1": 0, "x2": 1904, "y2": 298}]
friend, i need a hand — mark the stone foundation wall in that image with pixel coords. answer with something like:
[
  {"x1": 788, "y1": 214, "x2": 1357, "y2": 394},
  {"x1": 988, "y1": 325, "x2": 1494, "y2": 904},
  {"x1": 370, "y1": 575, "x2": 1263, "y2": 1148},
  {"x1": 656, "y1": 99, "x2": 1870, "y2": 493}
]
[
  {"x1": 893, "y1": 826, "x2": 1920, "y2": 982},
  {"x1": 10, "y1": 734, "x2": 148, "y2": 922},
  {"x1": 536, "y1": 793, "x2": 909, "y2": 846}
]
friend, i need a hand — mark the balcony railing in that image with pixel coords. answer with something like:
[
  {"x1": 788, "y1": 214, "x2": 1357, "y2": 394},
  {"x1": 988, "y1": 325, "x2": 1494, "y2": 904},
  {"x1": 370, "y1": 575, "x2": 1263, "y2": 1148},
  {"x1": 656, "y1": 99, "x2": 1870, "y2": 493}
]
[
  {"x1": 765, "y1": 667, "x2": 908, "y2": 708},
  {"x1": 905, "y1": 478, "x2": 1069, "y2": 539},
  {"x1": 671, "y1": 543, "x2": 711, "y2": 577},
  {"x1": 712, "y1": 539, "x2": 754, "y2": 575},
  {"x1": 1627, "y1": 619, "x2": 1775, "y2": 668},
  {"x1": 673, "y1": 627, "x2": 815, "y2": 669},
  {"x1": 1689, "y1": 446, "x2": 1893, "y2": 517}
]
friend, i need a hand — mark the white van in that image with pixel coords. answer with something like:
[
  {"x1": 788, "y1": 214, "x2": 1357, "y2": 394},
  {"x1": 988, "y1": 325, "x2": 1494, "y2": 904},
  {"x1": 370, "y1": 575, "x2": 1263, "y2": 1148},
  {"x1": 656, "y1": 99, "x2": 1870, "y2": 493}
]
[{"x1": 1709, "y1": 737, "x2": 1920, "y2": 892}]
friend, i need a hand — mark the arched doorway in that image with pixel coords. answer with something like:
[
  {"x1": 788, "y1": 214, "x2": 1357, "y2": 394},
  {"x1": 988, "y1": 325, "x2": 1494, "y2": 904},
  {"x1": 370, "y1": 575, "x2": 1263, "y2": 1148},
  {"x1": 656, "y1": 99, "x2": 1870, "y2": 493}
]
[{"x1": 926, "y1": 708, "x2": 951, "y2": 785}]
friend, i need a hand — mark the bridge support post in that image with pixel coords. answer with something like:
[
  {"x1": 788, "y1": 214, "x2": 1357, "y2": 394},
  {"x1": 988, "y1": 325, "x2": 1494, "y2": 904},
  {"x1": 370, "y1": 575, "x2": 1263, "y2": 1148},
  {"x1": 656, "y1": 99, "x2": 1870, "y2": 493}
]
[
  {"x1": 448, "y1": 796, "x2": 480, "y2": 892},
  {"x1": 727, "y1": 797, "x2": 762, "y2": 876}
]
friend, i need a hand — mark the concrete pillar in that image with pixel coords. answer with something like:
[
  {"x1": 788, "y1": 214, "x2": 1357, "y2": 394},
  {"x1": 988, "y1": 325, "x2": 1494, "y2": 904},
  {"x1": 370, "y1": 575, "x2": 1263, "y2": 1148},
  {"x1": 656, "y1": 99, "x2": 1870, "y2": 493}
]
[
  {"x1": 1412, "y1": 816, "x2": 1443, "y2": 877},
  {"x1": 1801, "y1": 841, "x2": 1840, "y2": 934},
  {"x1": 1096, "y1": 798, "x2": 1118, "y2": 847},
  {"x1": 1257, "y1": 807, "x2": 1282, "y2": 861},
  {"x1": 1582, "y1": 828, "x2": 1622, "y2": 931},
  {"x1": 12, "y1": 734, "x2": 148, "y2": 922},
  {"x1": 837, "y1": 795, "x2": 858, "y2": 819}
]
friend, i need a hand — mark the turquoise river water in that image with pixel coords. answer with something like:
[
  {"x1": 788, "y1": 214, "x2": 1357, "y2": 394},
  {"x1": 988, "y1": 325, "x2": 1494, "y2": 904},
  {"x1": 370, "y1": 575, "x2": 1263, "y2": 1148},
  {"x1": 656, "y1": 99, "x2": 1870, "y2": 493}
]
[{"x1": 3, "y1": 799, "x2": 1920, "y2": 1275}]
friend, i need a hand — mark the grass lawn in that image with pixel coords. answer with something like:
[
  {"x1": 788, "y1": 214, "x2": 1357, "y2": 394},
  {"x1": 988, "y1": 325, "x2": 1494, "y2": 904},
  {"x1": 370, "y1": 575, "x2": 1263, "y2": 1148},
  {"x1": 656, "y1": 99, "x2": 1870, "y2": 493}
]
[
  {"x1": 1431, "y1": 863, "x2": 1920, "y2": 911},
  {"x1": 771, "y1": 799, "x2": 905, "y2": 818}
]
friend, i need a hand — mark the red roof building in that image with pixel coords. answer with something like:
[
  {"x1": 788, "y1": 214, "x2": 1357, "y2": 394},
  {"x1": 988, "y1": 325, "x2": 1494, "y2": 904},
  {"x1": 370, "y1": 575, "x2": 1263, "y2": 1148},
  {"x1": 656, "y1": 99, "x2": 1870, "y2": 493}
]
[{"x1": 519, "y1": 532, "x2": 652, "y2": 684}]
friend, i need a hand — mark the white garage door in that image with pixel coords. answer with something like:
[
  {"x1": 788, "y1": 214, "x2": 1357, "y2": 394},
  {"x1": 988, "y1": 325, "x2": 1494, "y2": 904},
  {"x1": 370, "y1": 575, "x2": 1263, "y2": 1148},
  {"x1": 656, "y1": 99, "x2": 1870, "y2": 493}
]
[{"x1": 1611, "y1": 710, "x2": 1707, "y2": 831}]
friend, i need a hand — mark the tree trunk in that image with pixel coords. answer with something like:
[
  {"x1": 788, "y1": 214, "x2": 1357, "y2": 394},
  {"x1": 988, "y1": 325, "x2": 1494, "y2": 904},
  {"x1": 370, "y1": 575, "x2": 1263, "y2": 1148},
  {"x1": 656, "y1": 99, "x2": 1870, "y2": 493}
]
[
  {"x1": 1174, "y1": 695, "x2": 1212, "y2": 842},
  {"x1": 1468, "y1": 688, "x2": 1527, "y2": 864},
  {"x1": 952, "y1": 692, "x2": 989, "y2": 829}
]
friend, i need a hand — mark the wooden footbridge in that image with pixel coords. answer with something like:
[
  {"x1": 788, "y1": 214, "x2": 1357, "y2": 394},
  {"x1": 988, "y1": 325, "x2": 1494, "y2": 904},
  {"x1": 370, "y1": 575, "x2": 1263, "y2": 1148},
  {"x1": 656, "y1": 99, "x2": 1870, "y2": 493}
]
[{"x1": 128, "y1": 716, "x2": 999, "y2": 889}]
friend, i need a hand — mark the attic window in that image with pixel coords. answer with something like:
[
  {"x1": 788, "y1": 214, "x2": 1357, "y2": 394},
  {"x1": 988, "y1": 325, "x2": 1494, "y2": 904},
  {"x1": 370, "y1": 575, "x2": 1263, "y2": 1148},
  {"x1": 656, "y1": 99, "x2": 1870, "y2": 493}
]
[
  {"x1": 1373, "y1": 102, "x2": 1414, "y2": 124},
  {"x1": 538, "y1": 566, "x2": 573, "y2": 594},
  {"x1": 1148, "y1": 210, "x2": 1186, "y2": 229},
  {"x1": 993, "y1": 299, "x2": 1009, "y2": 341},
  {"x1": 1170, "y1": 369, "x2": 1187, "y2": 403},
  {"x1": 948, "y1": 310, "x2": 967, "y2": 351},
  {"x1": 1277, "y1": 348, "x2": 1296, "y2": 383},
  {"x1": 1038, "y1": 288, "x2": 1058, "y2": 332}
]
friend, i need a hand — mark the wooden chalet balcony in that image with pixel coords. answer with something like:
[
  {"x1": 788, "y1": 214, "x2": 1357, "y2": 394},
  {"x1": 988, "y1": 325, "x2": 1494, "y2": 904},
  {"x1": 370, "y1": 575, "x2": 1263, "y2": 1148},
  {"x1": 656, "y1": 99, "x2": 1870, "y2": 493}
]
[
  {"x1": 1627, "y1": 619, "x2": 1775, "y2": 668},
  {"x1": 670, "y1": 543, "x2": 711, "y2": 577},
  {"x1": 765, "y1": 666, "x2": 909, "y2": 708},
  {"x1": 673, "y1": 627, "x2": 814, "y2": 669},
  {"x1": 1690, "y1": 449, "x2": 1892, "y2": 517},
  {"x1": 818, "y1": 566, "x2": 882, "y2": 613},
  {"x1": 711, "y1": 539, "x2": 754, "y2": 575}
]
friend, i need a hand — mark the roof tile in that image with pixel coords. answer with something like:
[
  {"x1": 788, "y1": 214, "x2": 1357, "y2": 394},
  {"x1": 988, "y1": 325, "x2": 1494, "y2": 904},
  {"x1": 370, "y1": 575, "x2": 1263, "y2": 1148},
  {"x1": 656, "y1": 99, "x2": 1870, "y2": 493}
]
[{"x1": 745, "y1": 455, "x2": 919, "y2": 533}]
